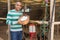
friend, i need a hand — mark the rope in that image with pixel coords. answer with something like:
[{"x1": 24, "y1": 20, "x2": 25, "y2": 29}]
[{"x1": 40, "y1": 0, "x2": 49, "y2": 40}]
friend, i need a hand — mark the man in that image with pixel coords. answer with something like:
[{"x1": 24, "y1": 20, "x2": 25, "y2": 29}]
[{"x1": 6, "y1": 2, "x2": 29, "y2": 40}]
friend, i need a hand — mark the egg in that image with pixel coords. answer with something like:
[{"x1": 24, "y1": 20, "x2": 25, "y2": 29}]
[{"x1": 20, "y1": 16, "x2": 28, "y2": 21}]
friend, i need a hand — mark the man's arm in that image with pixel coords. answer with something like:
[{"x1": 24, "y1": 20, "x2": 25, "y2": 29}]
[{"x1": 6, "y1": 11, "x2": 12, "y2": 25}]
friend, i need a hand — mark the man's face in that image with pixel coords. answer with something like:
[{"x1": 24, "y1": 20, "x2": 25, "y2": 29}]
[{"x1": 15, "y1": 2, "x2": 22, "y2": 11}]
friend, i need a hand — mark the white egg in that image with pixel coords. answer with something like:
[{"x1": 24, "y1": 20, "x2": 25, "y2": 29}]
[{"x1": 20, "y1": 16, "x2": 28, "y2": 21}]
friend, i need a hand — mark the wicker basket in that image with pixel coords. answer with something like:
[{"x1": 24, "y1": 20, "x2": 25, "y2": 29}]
[{"x1": 18, "y1": 15, "x2": 30, "y2": 25}]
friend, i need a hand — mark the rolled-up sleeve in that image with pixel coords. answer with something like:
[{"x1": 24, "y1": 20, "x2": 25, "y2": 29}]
[{"x1": 6, "y1": 12, "x2": 12, "y2": 25}]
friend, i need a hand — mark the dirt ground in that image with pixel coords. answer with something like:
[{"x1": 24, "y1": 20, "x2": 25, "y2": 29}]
[
  {"x1": 0, "y1": 25, "x2": 60, "y2": 40},
  {"x1": 0, "y1": 25, "x2": 8, "y2": 40}
]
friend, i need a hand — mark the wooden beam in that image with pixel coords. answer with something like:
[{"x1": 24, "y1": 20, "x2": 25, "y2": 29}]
[
  {"x1": 7, "y1": 0, "x2": 10, "y2": 40},
  {"x1": 0, "y1": 18, "x2": 6, "y2": 20},
  {"x1": 50, "y1": 0, "x2": 55, "y2": 40},
  {"x1": 1, "y1": 17, "x2": 60, "y2": 25},
  {"x1": 54, "y1": 22, "x2": 60, "y2": 24},
  {"x1": 8, "y1": 0, "x2": 10, "y2": 11}
]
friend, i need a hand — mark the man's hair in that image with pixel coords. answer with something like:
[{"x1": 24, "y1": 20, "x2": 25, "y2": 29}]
[{"x1": 15, "y1": 2, "x2": 22, "y2": 5}]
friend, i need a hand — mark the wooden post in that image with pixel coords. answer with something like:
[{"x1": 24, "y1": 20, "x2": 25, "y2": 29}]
[
  {"x1": 8, "y1": 0, "x2": 10, "y2": 40},
  {"x1": 8, "y1": 0, "x2": 10, "y2": 11},
  {"x1": 50, "y1": 0, "x2": 55, "y2": 40}
]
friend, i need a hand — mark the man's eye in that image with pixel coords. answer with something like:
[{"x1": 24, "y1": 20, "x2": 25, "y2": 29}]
[{"x1": 17, "y1": 5, "x2": 22, "y2": 6}]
